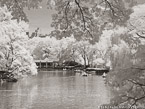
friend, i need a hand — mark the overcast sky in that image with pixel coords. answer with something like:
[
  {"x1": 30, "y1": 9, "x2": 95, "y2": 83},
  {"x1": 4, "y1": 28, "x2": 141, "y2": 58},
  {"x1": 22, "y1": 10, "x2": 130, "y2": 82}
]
[
  {"x1": 24, "y1": 0, "x2": 54, "y2": 34},
  {"x1": 24, "y1": 0, "x2": 145, "y2": 35}
]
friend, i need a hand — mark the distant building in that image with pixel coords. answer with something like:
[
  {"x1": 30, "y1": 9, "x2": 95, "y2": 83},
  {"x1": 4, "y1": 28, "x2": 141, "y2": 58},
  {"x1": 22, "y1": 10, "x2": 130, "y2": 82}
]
[{"x1": 34, "y1": 59, "x2": 60, "y2": 68}]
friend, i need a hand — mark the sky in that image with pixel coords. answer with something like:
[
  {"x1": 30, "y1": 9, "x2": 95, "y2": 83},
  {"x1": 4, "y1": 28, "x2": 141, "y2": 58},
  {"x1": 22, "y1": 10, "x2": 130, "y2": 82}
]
[
  {"x1": 24, "y1": 0, "x2": 145, "y2": 35},
  {"x1": 24, "y1": 0, "x2": 54, "y2": 34}
]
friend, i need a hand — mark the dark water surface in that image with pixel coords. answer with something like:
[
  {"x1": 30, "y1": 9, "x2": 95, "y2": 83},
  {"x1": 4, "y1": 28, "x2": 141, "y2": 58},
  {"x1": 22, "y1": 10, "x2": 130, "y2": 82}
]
[{"x1": 0, "y1": 71, "x2": 110, "y2": 109}]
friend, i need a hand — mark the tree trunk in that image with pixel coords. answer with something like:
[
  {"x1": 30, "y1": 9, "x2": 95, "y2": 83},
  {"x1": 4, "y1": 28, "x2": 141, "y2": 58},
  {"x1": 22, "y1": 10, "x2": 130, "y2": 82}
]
[{"x1": 83, "y1": 55, "x2": 86, "y2": 68}]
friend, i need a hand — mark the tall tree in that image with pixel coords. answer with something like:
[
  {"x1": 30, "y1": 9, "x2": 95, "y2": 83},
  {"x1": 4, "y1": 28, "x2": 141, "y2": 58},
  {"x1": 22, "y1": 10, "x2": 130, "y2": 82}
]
[
  {"x1": 102, "y1": 4, "x2": 145, "y2": 107},
  {"x1": 0, "y1": 6, "x2": 37, "y2": 78}
]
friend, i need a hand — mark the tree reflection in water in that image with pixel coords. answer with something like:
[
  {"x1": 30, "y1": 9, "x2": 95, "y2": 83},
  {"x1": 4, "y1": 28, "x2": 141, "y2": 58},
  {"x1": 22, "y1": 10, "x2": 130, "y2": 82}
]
[{"x1": 0, "y1": 71, "x2": 110, "y2": 109}]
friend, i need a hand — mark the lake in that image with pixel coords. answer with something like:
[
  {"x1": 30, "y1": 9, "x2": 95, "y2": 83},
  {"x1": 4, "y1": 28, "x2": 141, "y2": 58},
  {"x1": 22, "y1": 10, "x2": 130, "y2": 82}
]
[{"x1": 0, "y1": 70, "x2": 110, "y2": 109}]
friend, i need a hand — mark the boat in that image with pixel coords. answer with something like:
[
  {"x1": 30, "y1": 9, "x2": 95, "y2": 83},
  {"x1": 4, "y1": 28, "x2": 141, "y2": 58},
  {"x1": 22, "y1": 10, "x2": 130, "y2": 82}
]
[
  {"x1": 63, "y1": 68, "x2": 67, "y2": 71},
  {"x1": 102, "y1": 72, "x2": 106, "y2": 78},
  {"x1": 81, "y1": 71, "x2": 88, "y2": 76}
]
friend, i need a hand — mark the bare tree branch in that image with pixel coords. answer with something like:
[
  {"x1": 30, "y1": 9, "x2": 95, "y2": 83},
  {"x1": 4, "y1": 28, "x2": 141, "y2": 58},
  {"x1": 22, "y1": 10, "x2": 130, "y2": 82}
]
[
  {"x1": 131, "y1": 66, "x2": 145, "y2": 71},
  {"x1": 75, "y1": 0, "x2": 86, "y2": 31},
  {"x1": 136, "y1": 32, "x2": 145, "y2": 39},
  {"x1": 104, "y1": 0, "x2": 115, "y2": 17},
  {"x1": 128, "y1": 79, "x2": 145, "y2": 87},
  {"x1": 64, "y1": 1, "x2": 70, "y2": 30},
  {"x1": 129, "y1": 95, "x2": 145, "y2": 109}
]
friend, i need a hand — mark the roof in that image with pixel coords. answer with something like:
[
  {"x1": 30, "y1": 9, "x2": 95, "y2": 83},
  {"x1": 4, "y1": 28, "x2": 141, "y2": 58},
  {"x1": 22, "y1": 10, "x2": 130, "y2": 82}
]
[
  {"x1": 34, "y1": 60, "x2": 59, "y2": 63},
  {"x1": 34, "y1": 58, "x2": 59, "y2": 63}
]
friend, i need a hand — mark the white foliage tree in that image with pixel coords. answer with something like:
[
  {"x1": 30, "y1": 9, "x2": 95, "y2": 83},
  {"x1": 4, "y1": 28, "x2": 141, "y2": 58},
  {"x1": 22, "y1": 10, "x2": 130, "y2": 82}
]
[
  {"x1": 103, "y1": 4, "x2": 145, "y2": 107},
  {"x1": 128, "y1": 3, "x2": 145, "y2": 38},
  {"x1": 0, "y1": 6, "x2": 37, "y2": 78}
]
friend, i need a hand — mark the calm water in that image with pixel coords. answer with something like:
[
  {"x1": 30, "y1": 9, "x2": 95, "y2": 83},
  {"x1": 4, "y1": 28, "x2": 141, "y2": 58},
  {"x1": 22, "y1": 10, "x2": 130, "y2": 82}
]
[{"x1": 0, "y1": 71, "x2": 110, "y2": 109}]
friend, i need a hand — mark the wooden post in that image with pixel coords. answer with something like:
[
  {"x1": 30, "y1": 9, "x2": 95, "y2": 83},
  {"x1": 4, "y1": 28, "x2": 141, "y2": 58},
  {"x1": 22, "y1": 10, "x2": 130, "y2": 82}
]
[
  {"x1": 52, "y1": 62, "x2": 54, "y2": 68},
  {"x1": 40, "y1": 61, "x2": 41, "y2": 68},
  {"x1": 46, "y1": 62, "x2": 48, "y2": 68}
]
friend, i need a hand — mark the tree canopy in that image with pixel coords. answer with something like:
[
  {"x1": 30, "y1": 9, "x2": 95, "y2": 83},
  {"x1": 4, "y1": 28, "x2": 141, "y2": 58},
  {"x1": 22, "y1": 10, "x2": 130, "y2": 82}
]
[
  {"x1": 0, "y1": 0, "x2": 136, "y2": 43},
  {"x1": 0, "y1": 0, "x2": 42, "y2": 21},
  {"x1": 48, "y1": 0, "x2": 134, "y2": 43},
  {"x1": 0, "y1": 6, "x2": 37, "y2": 78}
]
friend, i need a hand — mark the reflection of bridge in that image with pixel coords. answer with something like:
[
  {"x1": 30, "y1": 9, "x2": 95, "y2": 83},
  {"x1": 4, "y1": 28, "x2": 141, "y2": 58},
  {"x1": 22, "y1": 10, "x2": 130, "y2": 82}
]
[
  {"x1": 86, "y1": 68, "x2": 109, "y2": 75},
  {"x1": 35, "y1": 60, "x2": 61, "y2": 69}
]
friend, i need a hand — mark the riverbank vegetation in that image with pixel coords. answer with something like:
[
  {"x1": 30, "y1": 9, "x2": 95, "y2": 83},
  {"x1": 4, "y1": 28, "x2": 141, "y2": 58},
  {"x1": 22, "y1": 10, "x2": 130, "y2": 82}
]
[
  {"x1": 0, "y1": 6, "x2": 37, "y2": 81},
  {"x1": 0, "y1": 0, "x2": 145, "y2": 108}
]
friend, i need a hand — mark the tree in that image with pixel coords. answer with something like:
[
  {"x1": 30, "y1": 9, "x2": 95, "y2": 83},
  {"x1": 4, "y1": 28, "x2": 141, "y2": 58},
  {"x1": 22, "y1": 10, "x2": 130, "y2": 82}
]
[
  {"x1": 0, "y1": 6, "x2": 37, "y2": 78},
  {"x1": 0, "y1": 0, "x2": 136, "y2": 44},
  {"x1": 128, "y1": 4, "x2": 145, "y2": 39},
  {"x1": 55, "y1": 36, "x2": 78, "y2": 62},
  {"x1": 48, "y1": 0, "x2": 133, "y2": 43},
  {"x1": 29, "y1": 36, "x2": 76, "y2": 61},
  {"x1": 28, "y1": 37, "x2": 56, "y2": 60},
  {"x1": 94, "y1": 29, "x2": 113, "y2": 66},
  {"x1": 0, "y1": 0, "x2": 43, "y2": 22},
  {"x1": 102, "y1": 4, "x2": 145, "y2": 107},
  {"x1": 0, "y1": 0, "x2": 138, "y2": 42},
  {"x1": 75, "y1": 40, "x2": 95, "y2": 68}
]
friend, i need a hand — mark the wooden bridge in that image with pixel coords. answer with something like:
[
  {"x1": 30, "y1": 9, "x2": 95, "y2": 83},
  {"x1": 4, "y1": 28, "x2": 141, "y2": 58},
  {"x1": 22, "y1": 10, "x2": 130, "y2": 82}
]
[
  {"x1": 34, "y1": 60, "x2": 110, "y2": 75},
  {"x1": 86, "y1": 68, "x2": 109, "y2": 75},
  {"x1": 35, "y1": 60, "x2": 62, "y2": 69}
]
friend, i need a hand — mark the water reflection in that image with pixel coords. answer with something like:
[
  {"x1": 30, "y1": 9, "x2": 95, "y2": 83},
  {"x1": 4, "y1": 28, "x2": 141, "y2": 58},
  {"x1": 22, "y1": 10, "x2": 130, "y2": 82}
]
[{"x1": 0, "y1": 70, "x2": 110, "y2": 109}]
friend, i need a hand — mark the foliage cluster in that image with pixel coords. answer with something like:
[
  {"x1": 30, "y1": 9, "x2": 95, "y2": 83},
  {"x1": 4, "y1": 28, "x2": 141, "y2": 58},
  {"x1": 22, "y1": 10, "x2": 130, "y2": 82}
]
[{"x1": 0, "y1": 6, "x2": 37, "y2": 78}]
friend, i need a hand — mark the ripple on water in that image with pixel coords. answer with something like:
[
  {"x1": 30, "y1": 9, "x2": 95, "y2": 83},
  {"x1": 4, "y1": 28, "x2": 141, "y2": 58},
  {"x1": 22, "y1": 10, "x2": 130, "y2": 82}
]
[{"x1": 0, "y1": 71, "x2": 110, "y2": 109}]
